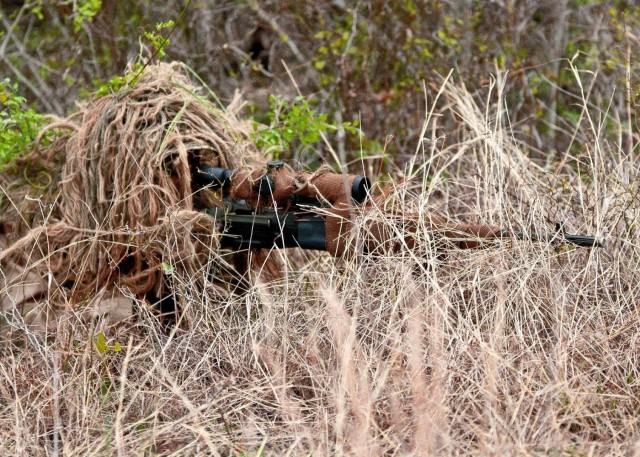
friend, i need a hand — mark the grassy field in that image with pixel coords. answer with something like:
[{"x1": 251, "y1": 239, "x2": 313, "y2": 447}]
[
  {"x1": 1, "y1": 68, "x2": 638, "y2": 455},
  {"x1": 2, "y1": 2, "x2": 640, "y2": 455}
]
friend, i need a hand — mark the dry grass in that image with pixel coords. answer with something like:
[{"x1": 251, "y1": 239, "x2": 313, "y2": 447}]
[{"x1": 1, "y1": 66, "x2": 640, "y2": 456}]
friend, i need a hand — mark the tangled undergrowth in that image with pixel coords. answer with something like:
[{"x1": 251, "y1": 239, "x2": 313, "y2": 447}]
[{"x1": 1, "y1": 64, "x2": 640, "y2": 456}]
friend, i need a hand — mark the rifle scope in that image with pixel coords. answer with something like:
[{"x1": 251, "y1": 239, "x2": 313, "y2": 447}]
[{"x1": 197, "y1": 165, "x2": 371, "y2": 204}]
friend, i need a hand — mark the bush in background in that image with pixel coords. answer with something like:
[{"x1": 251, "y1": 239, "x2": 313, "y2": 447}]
[{"x1": 1, "y1": 0, "x2": 639, "y2": 168}]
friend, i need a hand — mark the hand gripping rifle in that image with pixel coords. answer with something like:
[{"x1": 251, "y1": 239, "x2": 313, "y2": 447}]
[{"x1": 195, "y1": 161, "x2": 603, "y2": 257}]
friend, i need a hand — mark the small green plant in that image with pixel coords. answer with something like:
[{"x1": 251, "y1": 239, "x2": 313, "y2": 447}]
[
  {"x1": 29, "y1": 1, "x2": 45, "y2": 20},
  {"x1": 91, "y1": 18, "x2": 178, "y2": 97},
  {"x1": 94, "y1": 332, "x2": 122, "y2": 354},
  {"x1": 72, "y1": 0, "x2": 103, "y2": 32},
  {"x1": 0, "y1": 78, "x2": 49, "y2": 167},
  {"x1": 162, "y1": 261, "x2": 174, "y2": 276},
  {"x1": 92, "y1": 61, "x2": 143, "y2": 97},
  {"x1": 144, "y1": 20, "x2": 175, "y2": 60},
  {"x1": 251, "y1": 95, "x2": 360, "y2": 158}
]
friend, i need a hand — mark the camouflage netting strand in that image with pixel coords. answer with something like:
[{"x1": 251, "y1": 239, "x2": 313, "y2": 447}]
[{"x1": 0, "y1": 62, "x2": 262, "y2": 314}]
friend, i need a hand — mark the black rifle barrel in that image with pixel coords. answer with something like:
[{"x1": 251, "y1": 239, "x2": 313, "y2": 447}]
[{"x1": 505, "y1": 231, "x2": 603, "y2": 248}]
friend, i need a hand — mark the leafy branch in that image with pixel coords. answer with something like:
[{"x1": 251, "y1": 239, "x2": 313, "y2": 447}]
[
  {"x1": 251, "y1": 95, "x2": 360, "y2": 158},
  {"x1": 0, "y1": 78, "x2": 49, "y2": 167}
]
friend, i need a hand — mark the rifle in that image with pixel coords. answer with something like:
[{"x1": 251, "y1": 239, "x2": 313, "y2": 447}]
[{"x1": 195, "y1": 161, "x2": 603, "y2": 255}]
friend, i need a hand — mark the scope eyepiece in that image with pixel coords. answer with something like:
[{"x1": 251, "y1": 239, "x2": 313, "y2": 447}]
[
  {"x1": 198, "y1": 166, "x2": 233, "y2": 189},
  {"x1": 351, "y1": 175, "x2": 371, "y2": 204}
]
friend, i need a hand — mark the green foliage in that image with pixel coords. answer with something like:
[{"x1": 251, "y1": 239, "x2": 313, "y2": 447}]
[
  {"x1": 29, "y1": 1, "x2": 45, "y2": 20},
  {"x1": 0, "y1": 79, "x2": 48, "y2": 167},
  {"x1": 251, "y1": 95, "x2": 359, "y2": 158},
  {"x1": 92, "y1": 62, "x2": 143, "y2": 97},
  {"x1": 144, "y1": 20, "x2": 175, "y2": 60},
  {"x1": 89, "y1": 17, "x2": 176, "y2": 97},
  {"x1": 94, "y1": 332, "x2": 122, "y2": 355},
  {"x1": 72, "y1": 0, "x2": 103, "y2": 32},
  {"x1": 162, "y1": 261, "x2": 174, "y2": 276},
  {"x1": 312, "y1": 14, "x2": 364, "y2": 78},
  {"x1": 91, "y1": 18, "x2": 176, "y2": 97},
  {"x1": 3, "y1": 0, "x2": 640, "y2": 165}
]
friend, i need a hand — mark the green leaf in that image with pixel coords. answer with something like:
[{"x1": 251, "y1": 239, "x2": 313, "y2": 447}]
[
  {"x1": 156, "y1": 20, "x2": 175, "y2": 31},
  {"x1": 73, "y1": 0, "x2": 103, "y2": 32},
  {"x1": 162, "y1": 262, "x2": 173, "y2": 276},
  {"x1": 113, "y1": 341, "x2": 123, "y2": 352},
  {"x1": 95, "y1": 332, "x2": 109, "y2": 354}
]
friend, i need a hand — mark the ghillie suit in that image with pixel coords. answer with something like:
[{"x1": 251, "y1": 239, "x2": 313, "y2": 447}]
[{"x1": 0, "y1": 62, "x2": 264, "y2": 340}]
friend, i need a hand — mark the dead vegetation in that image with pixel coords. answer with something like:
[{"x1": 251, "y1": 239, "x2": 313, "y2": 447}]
[{"x1": 0, "y1": 60, "x2": 638, "y2": 456}]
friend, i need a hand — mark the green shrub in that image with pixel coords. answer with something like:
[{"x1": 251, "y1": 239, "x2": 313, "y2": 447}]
[
  {"x1": 0, "y1": 79, "x2": 49, "y2": 167},
  {"x1": 251, "y1": 95, "x2": 359, "y2": 159}
]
